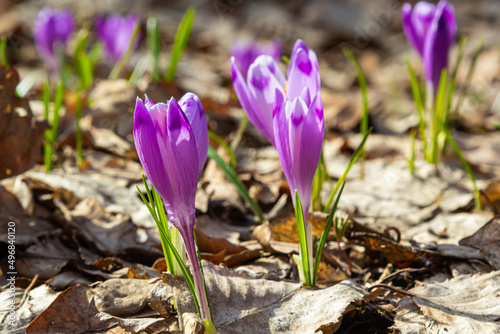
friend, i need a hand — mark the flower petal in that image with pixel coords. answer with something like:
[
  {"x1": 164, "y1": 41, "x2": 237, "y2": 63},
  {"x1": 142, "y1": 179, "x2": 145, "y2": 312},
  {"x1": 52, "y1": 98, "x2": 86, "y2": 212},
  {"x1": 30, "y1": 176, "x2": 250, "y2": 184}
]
[
  {"x1": 231, "y1": 56, "x2": 278, "y2": 145},
  {"x1": 133, "y1": 97, "x2": 177, "y2": 216},
  {"x1": 178, "y1": 93, "x2": 208, "y2": 173},
  {"x1": 423, "y1": 1, "x2": 453, "y2": 89},
  {"x1": 165, "y1": 97, "x2": 199, "y2": 229},
  {"x1": 287, "y1": 41, "x2": 320, "y2": 102}
]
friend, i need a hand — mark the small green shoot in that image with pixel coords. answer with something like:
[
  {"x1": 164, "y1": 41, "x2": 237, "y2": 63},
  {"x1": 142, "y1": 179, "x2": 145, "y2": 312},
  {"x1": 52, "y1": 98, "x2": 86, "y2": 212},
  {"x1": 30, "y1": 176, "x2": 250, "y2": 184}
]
[
  {"x1": 230, "y1": 112, "x2": 248, "y2": 151},
  {"x1": 208, "y1": 130, "x2": 237, "y2": 170},
  {"x1": 43, "y1": 81, "x2": 64, "y2": 171},
  {"x1": 1, "y1": 36, "x2": 8, "y2": 67},
  {"x1": 409, "y1": 129, "x2": 416, "y2": 174},
  {"x1": 343, "y1": 47, "x2": 369, "y2": 177},
  {"x1": 312, "y1": 181, "x2": 346, "y2": 286},
  {"x1": 311, "y1": 146, "x2": 328, "y2": 211},
  {"x1": 294, "y1": 191, "x2": 312, "y2": 286},
  {"x1": 75, "y1": 92, "x2": 84, "y2": 167},
  {"x1": 453, "y1": 38, "x2": 485, "y2": 117},
  {"x1": 165, "y1": 6, "x2": 196, "y2": 82},
  {"x1": 109, "y1": 23, "x2": 141, "y2": 80},
  {"x1": 147, "y1": 17, "x2": 161, "y2": 82},
  {"x1": 444, "y1": 132, "x2": 481, "y2": 211},
  {"x1": 431, "y1": 70, "x2": 448, "y2": 164},
  {"x1": 406, "y1": 60, "x2": 426, "y2": 157},
  {"x1": 136, "y1": 175, "x2": 201, "y2": 317},
  {"x1": 207, "y1": 146, "x2": 264, "y2": 222},
  {"x1": 281, "y1": 55, "x2": 290, "y2": 65},
  {"x1": 323, "y1": 128, "x2": 371, "y2": 213}
]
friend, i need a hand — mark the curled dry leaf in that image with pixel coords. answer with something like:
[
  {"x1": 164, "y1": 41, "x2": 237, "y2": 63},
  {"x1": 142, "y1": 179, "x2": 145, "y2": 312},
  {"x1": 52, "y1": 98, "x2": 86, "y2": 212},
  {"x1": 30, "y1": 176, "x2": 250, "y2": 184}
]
[
  {"x1": 167, "y1": 261, "x2": 371, "y2": 333},
  {"x1": 0, "y1": 65, "x2": 47, "y2": 180},
  {"x1": 393, "y1": 271, "x2": 500, "y2": 334},
  {"x1": 460, "y1": 217, "x2": 500, "y2": 270}
]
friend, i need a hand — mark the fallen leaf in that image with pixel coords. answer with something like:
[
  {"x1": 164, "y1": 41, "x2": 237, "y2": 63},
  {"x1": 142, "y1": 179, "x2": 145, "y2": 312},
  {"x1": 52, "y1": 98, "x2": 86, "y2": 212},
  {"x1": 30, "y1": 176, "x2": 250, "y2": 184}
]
[
  {"x1": 0, "y1": 65, "x2": 47, "y2": 180},
  {"x1": 460, "y1": 217, "x2": 500, "y2": 270},
  {"x1": 393, "y1": 271, "x2": 500, "y2": 333}
]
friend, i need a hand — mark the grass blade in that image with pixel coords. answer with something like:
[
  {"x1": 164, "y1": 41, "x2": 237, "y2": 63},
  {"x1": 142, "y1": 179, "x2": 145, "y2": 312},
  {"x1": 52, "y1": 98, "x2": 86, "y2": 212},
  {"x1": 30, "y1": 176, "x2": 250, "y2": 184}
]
[
  {"x1": 1, "y1": 36, "x2": 8, "y2": 67},
  {"x1": 406, "y1": 60, "x2": 427, "y2": 158},
  {"x1": 75, "y1": 92, "x2": 84, "y2": 167},
  {"x1": 208, "y1": 130, "x2": 237, "y2": 170},
  {"x1": 165, "y1": 6, "x2": 196, "y2": 82},
  {"x1": 43, "y1": 81, "x2": 52, "y2": 171},
  {"x1": 294, "y1": 191, "x2": 311, "y2": 286},
  {"x1": 109, "y1": 23, "x2": 141, "y2": 80},
  {"x1": 207, "y1": 146, "x2": 264, "y2": 222},
  {"x1": 311, "y1": 146, "x2": 327, "y2": 211},
  {"x1": 431, "y1": 70, "x2": 448, "y2": 164},
  {"x1": 453, "y1": 38, "x2": 485, "y2": 117},
  {"x1": 409, "y1": 129, "x2": 416, "y2": 174},
  {"x1": 313, "y1": 181, "x2": 345, "y2": 286},
  {"x1": 445, "y1": 132, "x2": 481, "y2": 211},
  {"x1": 323, "y1": 129, "x2": 371, "y2": 213},
  {"x1": 147, "y1": 17, "x2": 161, "y2": 82}
]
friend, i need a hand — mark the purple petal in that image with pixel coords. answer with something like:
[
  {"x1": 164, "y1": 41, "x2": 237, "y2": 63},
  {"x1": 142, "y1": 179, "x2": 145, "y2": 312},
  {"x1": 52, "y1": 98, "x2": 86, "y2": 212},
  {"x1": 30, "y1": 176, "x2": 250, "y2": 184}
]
[
  {"x1": 423, "y1": 1, "x2": 454, "y2": 90},
  {"x1": 178, "y1": 93, "x2": 208, "y2": 173},
  {"x1": 273, "y1": 90, "x2": 293, "y2": 193},
  {"x1": 34, "y1": 7, "x2": 74, "y2": 72},
  {"x1": 287, "y1": 41, "x2": 320, "y2": 102},
  {"x1": 231, "y1": 39, "x2": 282, "y2": 78},
  {"x1": 231, "y1": 56, "x2": 277, "y2": 146},
  {"x1": 441, "y1": 1, "x2": 457, "y2": 49},
  {"x1": 165, "y1": 98, "x2": 199, "y2": 229},
  {"x1": 95, "y1": 14, "x2": 140, "y2": 62},
  {"x1": 133, "y1": 97, "x2": 178, "y2": 219}
]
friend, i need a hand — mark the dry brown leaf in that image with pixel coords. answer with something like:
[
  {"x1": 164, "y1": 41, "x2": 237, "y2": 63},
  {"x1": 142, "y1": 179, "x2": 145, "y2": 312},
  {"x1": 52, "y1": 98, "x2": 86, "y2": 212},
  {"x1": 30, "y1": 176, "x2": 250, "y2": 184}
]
[
  {"x1": 393, "y1": 271, "x2": 500, "y2": 334},
  {"x1": 0, "y1": 66, "x2": 47, "y2": 180},
  {"x1": 460, "y1": 217, "x2": 500, "y2": 270},
  {"x1": 167, "y1": 261, "x2": 371, "y2": 333}
]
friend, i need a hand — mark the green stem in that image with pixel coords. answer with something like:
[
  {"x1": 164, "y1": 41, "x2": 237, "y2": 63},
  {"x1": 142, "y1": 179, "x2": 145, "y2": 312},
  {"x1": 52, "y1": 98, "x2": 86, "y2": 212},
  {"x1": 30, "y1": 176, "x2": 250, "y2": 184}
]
[{"x1": 109, "y1": 23, "x2": 141, "y2": 80}]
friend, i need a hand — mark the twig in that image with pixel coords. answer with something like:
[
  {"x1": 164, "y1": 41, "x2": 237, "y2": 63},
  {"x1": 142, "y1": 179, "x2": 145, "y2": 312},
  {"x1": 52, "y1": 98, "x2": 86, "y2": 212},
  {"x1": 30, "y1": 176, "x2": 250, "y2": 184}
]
[
  {"x1": 368, "y1": 284, "x2": 414, "y2": 297},
  {"x1": 17, "y1": 274, "x2": 39, "y2": 310}
]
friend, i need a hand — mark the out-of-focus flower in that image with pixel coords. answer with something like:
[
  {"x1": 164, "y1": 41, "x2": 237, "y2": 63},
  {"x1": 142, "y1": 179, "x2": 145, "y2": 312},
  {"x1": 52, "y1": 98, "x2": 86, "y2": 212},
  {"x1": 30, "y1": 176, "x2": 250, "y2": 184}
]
[
  {"x1": 402, "y1": 0, "x2": 456, "y2": 90},
  {"x1": 34, "y1": 7, "x2": 74, "y2": 72},
  {"x1": 133, "y1": 93, "x2": 210, "y2": 320},
  {"x1": 231, "y1": 39, "x2": 320, "y2": 146},
  {"x1": 231, "y1": 39, "x2": 281, "y2": 78},
  {"x1": 273, "y1": 88, "x2": 324, "y2": 226},
  {"x1": 95, "y1": 14, "x2": 141, "y2": 62}
]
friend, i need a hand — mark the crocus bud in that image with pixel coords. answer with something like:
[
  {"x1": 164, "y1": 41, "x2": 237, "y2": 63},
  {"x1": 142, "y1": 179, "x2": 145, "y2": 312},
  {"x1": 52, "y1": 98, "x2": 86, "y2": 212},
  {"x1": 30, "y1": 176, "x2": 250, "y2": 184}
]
[
  {"x1": 231, "y1": 39, "x2": 320, "y2": 146},
  {"x1": 273, "y1": 88, "x2": 324, "y2": 223},
  {"x1": 402, "y1": 1, "x2": 456, "y2": 90},
  {"x1": 95, "y1": 14, "x2": 141, "y2": 62},
  {"x1": 231, "y1": 39, "x2": 281, "y2": 78},
  {"x1": 34, "y1": 7, "x2": 74, "y2": 73},
  {"x1": 133, "y1": 93, "x2": 210, "y2": 320}
]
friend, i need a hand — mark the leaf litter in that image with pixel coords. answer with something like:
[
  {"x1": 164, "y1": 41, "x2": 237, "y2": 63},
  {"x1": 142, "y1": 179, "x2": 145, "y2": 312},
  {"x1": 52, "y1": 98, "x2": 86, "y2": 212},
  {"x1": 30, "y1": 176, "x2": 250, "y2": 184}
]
[{"x1": 0, "y1": 0, "x2": 500, "y2": 333}]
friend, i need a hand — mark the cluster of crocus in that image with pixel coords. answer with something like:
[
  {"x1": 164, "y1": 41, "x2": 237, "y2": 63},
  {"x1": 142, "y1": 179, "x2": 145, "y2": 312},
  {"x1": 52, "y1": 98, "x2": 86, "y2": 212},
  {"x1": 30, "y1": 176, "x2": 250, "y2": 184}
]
[
  {"x1": 231, "y1": 40, "x2": 324, "y2": 285},
  {"x1": 402, "y1": 0, "x2": 456, "y2": 92},
  {"x1": 133, "y1": 93, "x2": 212, "y2": 323},
  {"x1": 33, "y1": 7, "x2": 141, "y2": 73},
  {"x1": 231, "y1": 39, "x2": 281, "y2": 78},
  {"x1": 95, "y1": 14, "x2": 141, "y2": 62},
  {"x1": 34, "y1": 7, "x2": 74, "y2": 73}
]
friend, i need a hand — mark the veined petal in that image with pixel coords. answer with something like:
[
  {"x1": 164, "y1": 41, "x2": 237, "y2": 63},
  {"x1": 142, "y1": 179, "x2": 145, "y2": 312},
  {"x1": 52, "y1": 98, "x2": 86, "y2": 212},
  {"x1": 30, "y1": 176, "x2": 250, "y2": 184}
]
[
  {"x1": 231, "y1": 56, "x2": 276, "y2": 145},
  {"x1": 178, "y1": 93, "x2": 208, "y2": 173},
  {"x1": 411, "y1": 1, "x2": 436, "y2": 55},
  {"x1": 273, "y1": 90, "x2": 294, "y2": 193},
  {"x1": 166, "y1": 98, "x2": 199, "y2": 230},
  {"x1": 441, "y1": 1, "x2": 457, "y2": 49},
  {"x1": 287, "y1": 42, "x2": 320, "y2": 102},
  {"x1": 246, "y1": 55, "x2": 286, "y2": 144},
  {"x1": 423, "y1": 1, "x2": 453, "y2": 90},
  {"x1": 133, "y1": 97, "x2": 179, "y2": 219}
]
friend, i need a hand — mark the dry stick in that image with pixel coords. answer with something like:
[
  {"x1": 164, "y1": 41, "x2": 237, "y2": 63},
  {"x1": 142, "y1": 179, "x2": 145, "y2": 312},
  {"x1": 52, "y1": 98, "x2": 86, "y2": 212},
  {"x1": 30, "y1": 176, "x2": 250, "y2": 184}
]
[
  {"x1": 379, "y1": 267, "x2": 428, "y2": 284},
  {"x1": 368, "y1": 284, "x2": 415, "y2": 297},
  {"x1": 17, "y1": 274, "x2": 39, "y2": 310},
  {"x1": 336, "y1": 239, "x2": 352, "y2": 276}
]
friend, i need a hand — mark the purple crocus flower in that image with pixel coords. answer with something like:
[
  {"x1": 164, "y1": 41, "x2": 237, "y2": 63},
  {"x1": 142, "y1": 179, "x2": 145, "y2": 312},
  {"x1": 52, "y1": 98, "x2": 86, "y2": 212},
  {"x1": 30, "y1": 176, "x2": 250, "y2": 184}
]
[
  {"x1": 402, "y1": 0, "x2": 456, "y2": 90},
  {"x1": 273, "y1": 88, "x2": 324, "y2": 227},
  {"x1": 133, "y1": 93, "x2": 209, "y2": 320},
  {"x1": 95, "y1": 14, "x2": 141, "y2": 62},
  {"x1": 33, "y1": 7, "x2": 74, "y2": 73},
  {"x1": 231, "y1": 39, "x2": 320, "y2": 146},
  {"x1": 231, "y1": 39, "x2": 281, "y2": 78}
]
